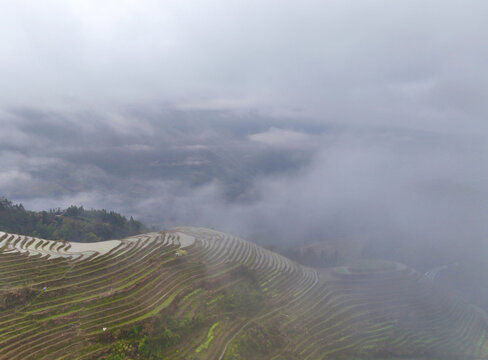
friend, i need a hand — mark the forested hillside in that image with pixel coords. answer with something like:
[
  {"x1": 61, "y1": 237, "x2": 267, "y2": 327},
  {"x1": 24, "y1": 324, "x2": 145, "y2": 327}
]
[{"x1": 0, "y1": 198, "x2": 146, "y2": 242}]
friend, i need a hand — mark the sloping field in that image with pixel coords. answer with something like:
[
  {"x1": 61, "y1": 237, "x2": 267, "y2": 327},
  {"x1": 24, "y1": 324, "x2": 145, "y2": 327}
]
[{"x1": 0, "y1": 228, "x2": 487, "y2": 359}]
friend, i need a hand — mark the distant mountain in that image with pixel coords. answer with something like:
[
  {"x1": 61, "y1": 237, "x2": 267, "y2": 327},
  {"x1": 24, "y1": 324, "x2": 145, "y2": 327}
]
[
  {"x1": 0, "y1": 197, "x2": 146, "y2": 242},
  {"x1": 1, "y1": 227, "x2": 487, "y2": 359}
]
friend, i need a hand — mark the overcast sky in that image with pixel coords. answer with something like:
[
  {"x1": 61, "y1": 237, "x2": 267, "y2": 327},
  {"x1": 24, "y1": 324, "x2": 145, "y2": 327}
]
[
  {"x1": 1, "y1": 1, "x2": 488, "y2": 265},
  {"x1": 1, "y1": 0, "x2": 487, "y2": 129}
]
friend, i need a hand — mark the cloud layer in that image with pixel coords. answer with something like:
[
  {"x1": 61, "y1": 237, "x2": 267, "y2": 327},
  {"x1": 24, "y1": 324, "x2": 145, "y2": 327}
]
[
  {"x1": 2, "y1": 107, "x2": 488, "y2": 269},
  {"x1": 1, "y1": 1, "x2": 488, "y2": 267},
  {"x1": 1, "y1": 1, "x2": 487, "y2": 128}
]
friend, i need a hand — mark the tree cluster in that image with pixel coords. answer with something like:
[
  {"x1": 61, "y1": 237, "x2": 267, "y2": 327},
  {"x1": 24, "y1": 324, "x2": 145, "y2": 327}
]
[{"x1": 0, "y1": 197, "x2": 146, "y2": 242}]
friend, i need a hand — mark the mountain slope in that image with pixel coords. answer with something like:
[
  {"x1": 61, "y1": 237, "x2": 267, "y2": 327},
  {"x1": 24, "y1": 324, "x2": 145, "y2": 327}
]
[{"x1": 0, "y1": 227, "x2": 487, "y2": 359}]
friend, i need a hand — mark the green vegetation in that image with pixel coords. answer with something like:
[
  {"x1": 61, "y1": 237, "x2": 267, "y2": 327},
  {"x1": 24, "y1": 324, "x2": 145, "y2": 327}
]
[
  {"x1": 196, "y1": 322, "x2": 219, "y2": 353},
  {"x1": 223, "y1": 323, "x2": 285, "y2": 360},
  {"x1": 103, "y1": 315, "x2": 205, "y2": 360},
  {"x1": 0, "y1": 197, "x2": 146, "y2": 242}
]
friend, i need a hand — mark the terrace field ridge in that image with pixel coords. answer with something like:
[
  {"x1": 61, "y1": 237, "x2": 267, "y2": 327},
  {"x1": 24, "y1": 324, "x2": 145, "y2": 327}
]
[{"x1": 1, "y1": 227, "x2": 487, "y2": 359}]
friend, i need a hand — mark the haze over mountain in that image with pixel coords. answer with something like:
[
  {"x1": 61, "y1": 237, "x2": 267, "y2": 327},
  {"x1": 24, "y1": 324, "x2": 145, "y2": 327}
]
[
  {"x1": 1, "y1": 1, "x2": 488, "y2": 358},
  {"x1": 2, "y1": 2, "x2": 488, "y2": 265}
]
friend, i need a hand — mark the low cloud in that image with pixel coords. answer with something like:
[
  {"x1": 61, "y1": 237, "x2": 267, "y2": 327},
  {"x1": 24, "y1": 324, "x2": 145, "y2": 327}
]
[
  {"x1": 2, "y1": 107, "x2": 487, "y2": 269},
  {"x1": 248, "y1": 128, "x2": 314, "y2": 148}
]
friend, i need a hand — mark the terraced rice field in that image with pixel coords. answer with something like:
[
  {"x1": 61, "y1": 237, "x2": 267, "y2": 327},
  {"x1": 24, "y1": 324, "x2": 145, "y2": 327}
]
[{"x1": 0, "y1": 227, "x2": 487, "y2": 359}]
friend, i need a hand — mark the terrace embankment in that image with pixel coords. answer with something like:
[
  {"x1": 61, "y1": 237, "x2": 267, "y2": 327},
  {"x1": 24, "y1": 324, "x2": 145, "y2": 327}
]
[{"x1": 0, "y1": 228, "x2": 487, "y2": 359}]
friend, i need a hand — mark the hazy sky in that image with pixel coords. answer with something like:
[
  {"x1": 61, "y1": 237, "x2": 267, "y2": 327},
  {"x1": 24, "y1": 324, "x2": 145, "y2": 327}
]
[
  {"x1": 1, "y1": 1, "x2": 487, "y2": 128},
  {"x1": 1, "y1": 1, "x2": 488, "y2": 265}
]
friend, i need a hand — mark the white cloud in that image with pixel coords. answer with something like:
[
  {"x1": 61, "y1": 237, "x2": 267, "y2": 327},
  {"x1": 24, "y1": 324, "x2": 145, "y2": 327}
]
[
  {"x1": 0, "y1": 170, "x2": 32, "y2": 188},
  {"x1": 1, "y1": 0, "x2": 488, "y2": 268},
  {"x1": 249, "y1": 128, "x2": 314, "y2": 147}
]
